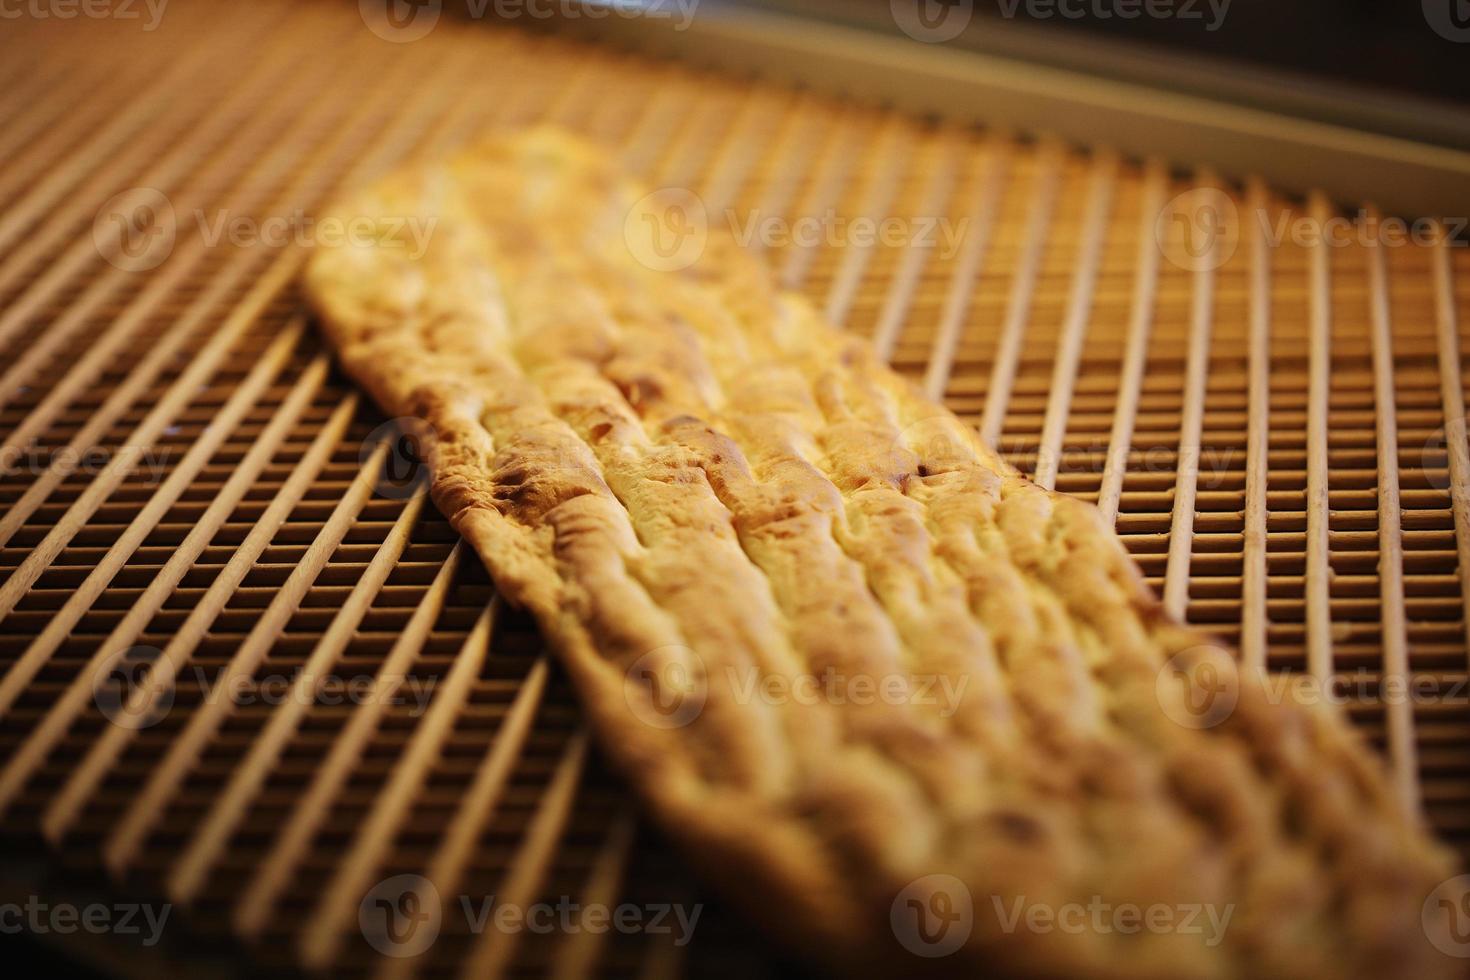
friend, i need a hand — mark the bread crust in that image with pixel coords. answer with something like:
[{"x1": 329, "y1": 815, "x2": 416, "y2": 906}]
[{"x1": 304, "y1": 128, "x2": 1457, "y2": 978}]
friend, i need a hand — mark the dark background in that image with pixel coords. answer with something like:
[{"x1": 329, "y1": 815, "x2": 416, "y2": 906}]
[{"x1": 759, "y1": 0, "x2": 1470, "y2": 106}]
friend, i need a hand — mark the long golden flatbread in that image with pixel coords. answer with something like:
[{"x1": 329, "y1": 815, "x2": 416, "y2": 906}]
[{"x1": 304, "y1": 128, "x2": 1457, "y2": 978}]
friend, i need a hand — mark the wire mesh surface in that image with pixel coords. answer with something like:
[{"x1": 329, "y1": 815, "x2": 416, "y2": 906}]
[{"x1": 1, "y1": 1, "x2": 1468, "y2": 975}]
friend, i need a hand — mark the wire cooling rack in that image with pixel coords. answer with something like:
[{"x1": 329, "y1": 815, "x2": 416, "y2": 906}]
[{"x1": 0, "y1": 1, "x2": 1467, "y2": 975}]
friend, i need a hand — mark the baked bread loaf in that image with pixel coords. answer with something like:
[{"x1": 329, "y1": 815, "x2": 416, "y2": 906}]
[{"x1": 304, "y1": 128, "x2": 1458, "y2": 978}]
